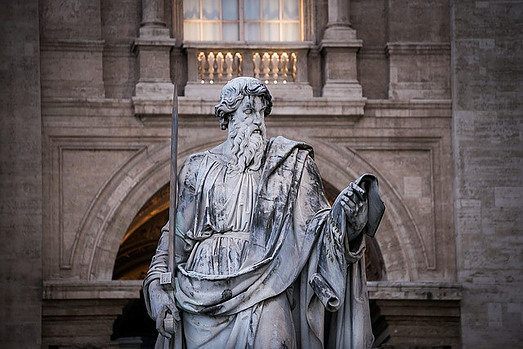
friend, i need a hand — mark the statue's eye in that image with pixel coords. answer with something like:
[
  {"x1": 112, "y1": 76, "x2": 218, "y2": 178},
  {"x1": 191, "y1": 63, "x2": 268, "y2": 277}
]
[{"x1": 244, "y1": 108, "x2": 253, "y2": 114}]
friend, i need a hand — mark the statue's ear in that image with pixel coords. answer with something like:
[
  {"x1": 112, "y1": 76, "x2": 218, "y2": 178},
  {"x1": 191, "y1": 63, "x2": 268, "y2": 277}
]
[{"x1": 220, "y1": 116, "x2": 228, "y2": 130}]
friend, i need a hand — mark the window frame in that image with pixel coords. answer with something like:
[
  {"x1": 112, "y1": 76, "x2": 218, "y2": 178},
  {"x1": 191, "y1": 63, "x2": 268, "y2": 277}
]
[{"x1": 182, "y1": 0, "x2": 304, "y2": 42}]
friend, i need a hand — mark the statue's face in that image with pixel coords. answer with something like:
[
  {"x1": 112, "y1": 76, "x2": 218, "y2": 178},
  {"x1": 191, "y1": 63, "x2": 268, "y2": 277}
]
[{"x1": 229, "y1": 95, "x2": 267, "y2": 139}]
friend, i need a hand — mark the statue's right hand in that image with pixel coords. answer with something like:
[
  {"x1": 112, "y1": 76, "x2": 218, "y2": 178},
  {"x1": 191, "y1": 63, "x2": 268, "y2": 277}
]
[{"x1": 156, "y1": 303, "x2": 180, "y2": 338}]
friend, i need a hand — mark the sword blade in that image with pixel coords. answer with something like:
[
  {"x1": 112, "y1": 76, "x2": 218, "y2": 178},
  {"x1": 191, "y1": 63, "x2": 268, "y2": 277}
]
[{"x1": 168, "y1": 83, "x2": 178, "y2": 288}]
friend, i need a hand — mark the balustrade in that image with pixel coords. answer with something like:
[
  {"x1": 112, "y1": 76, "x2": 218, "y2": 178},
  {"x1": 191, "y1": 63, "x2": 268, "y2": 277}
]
[{"x1": 195, "y1": 50, "x2": 299, "y2": 84}]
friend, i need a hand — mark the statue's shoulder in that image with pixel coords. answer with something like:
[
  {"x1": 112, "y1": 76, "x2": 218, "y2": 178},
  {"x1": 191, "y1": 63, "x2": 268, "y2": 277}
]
[
  {"x1": 179, "y1": 151, "x2": 208, "y2": 179},
  {"x1": 182, "y1": 151, "x2": 207, "y2": 168},
  {"x1": 268, "y1": 136, "x2": 314, "y2": 158}
]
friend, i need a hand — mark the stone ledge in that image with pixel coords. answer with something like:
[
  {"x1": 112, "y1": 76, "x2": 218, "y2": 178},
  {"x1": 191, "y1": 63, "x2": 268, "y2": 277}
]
[
  {"x1": 42, "y1": 280, "x2": 461, "y2": 301},
  {"x1": 368, "y1": 281, "x2": 462, "y2": 300},
  {"x1": 43, "y1": 280, "x2": 142, "y2": 300},
  {"x1": 41, "y1": 97, "x2": 451, "y2": 120},
  {"x1": 365, "y1": 99, "x2": 452, "y2": 118},
  {"x1": 41, "y1": 97, "x2": 134, "y2": 117},
  {"x1": 385, "y1": 42, "x2": 451, "y2": 56},
  {"x1": 40, "y1": 39, "x2": 105, "y2": 52},
  {"x1": 182, "y1": 41, "x2": 314, "y2": 50},
  {"x1": 133, "y1": 96, "x2": 367, "y2": 123}
]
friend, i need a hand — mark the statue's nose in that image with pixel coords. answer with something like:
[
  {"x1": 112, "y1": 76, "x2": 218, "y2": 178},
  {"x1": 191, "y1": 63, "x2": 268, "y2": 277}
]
[{"x1": 252, "y1": 111, "x2": 263, "y2": 126}]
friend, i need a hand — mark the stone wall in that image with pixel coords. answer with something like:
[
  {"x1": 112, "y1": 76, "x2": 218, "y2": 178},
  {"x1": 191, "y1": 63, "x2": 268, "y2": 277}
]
[
  {"x1": 452, "y1": 0, "x2": 523, "y2": 347},
  {"x1": 0, "y1": 0, "x2": 43, "y2": 347},
  {"x1": 2, "y1": 0, "x2": 521, "y2": 348}
]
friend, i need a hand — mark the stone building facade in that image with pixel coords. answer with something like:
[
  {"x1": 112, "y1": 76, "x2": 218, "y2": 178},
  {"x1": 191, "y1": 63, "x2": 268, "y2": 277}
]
[{"x1": 0, "y1": 0, "x2": 521, "y2": 348}]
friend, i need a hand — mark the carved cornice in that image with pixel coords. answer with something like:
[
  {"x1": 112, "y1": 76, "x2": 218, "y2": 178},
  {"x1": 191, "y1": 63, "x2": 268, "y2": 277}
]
[
  {"x1": 40, "y1": 39, "x2": 105, "y2": 52},
  {"x1": 41, "y1": 98, "x2": 134, "y2": 117},
  {"x1": 183, "y1": 41, "x2": 314, "y2": 50},
  {"x1": 318, "y1": 38, "x2": 363, "y2": 51},
  {"x1": 365, "y1": 99, "x2": 452, "y2": 118},
  {"x1": 368, "y1": 281, "x2": 462, "y2": 300},
  {"x1": 42, "y1": 280, "x2": 461, "y2": 301},
  {"x1": 43, "y1": 280, "x2": 142, "y2": 300},
  {"x1": 133, "y1": 96, "x2": 367, "y2": 125},
  {"x1": 385, "y1": 42, "x2": 451, "y2": 57},
  {"x1": 132, "y1": 37, "x2": 177, "y2": 52}
]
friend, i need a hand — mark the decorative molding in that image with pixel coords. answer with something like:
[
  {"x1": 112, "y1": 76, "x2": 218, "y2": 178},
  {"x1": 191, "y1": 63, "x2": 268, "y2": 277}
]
[
  {"x1": 43, "y1": 280, "x2": 142, "y2": 300},
  {"x1": 42, "y1": 279, "x2": 461, "y2": 301},
  {"x1": 183, "y1": 41, "x2": 314, "y2": 50},
  {"x1": 40, "y1": 39, "x2": 105, "y2": 52},
  {"x1": 131, "y1": 37, "x2": 176, "y2": 51},
  {"x1": 368, "y1": 281, "x2": 462, "y2": 300},
  {"x1": 385, "y1": 42, "x2": 451, "y2": 57},
  {"x1": 365, "y1": 99, "x2": 452, "y2": 118},
  {"x1": 357, "y1": 46, "x2": 387, "y2": 58},
  {"x1": 133, "y1": 96, "x2": 366, "y2": 124},
  {"x1": 42, "y1": 98, "x2": 134, "y2": 117}
]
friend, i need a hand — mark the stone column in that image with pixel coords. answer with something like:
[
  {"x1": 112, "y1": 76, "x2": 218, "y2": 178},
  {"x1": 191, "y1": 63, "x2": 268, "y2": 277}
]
[
  {"x1": 133, "y1": 0, "x2": 176, "y2": 99},
  {"x1": 320, "y1": 0, "x2": 363, "y2": 98}
]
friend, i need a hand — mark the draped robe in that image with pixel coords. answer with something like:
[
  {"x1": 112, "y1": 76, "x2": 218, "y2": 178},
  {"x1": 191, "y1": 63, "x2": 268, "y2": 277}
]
[{"x1": 144, "y1": 136, "x2": 379, "y2": 348}]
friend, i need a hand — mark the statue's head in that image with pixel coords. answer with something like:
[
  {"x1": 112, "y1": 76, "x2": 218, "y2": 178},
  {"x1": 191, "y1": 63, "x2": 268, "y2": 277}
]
[{"x1": 214, "y1": 77, "x2": 273, "y2": 130}]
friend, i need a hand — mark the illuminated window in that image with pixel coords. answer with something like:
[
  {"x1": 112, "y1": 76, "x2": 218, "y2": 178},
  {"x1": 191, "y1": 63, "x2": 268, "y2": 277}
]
[{"x1": 183, "y1": 0, "x2": 301, "y2": 42}]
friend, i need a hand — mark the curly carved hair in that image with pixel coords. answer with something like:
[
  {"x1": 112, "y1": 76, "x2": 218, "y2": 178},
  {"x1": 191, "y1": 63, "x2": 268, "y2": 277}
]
[{"x1": 214, "y1": 77, "x2": 273, "y2": 130}]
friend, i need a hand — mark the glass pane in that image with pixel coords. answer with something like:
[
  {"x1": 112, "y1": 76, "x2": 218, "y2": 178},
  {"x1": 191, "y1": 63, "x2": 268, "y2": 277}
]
[
  {"x1": 223, "y1": 0, "x2": 239, "y2": 20},
  {"x1": 183, "y1": 0, "x2": 199, "y2": 19},
  {"x1": 245, "y1": 22, "x2": 260, "y2": 41},
  {"x1": 262, "y1": 22, "x2": 279, "y2": 41},
  {"x1": 244, "y1": 0, "x2": 260, "y2": 20},
  {"x1": 184, "y1": 22, "x2": 200, "y2": 40},
  {"x1": 281, "y1": 23, "x2": 299, "y2": 41},
  {"x1": 262, "y1": 0, "x2": 279, "y2": 20},
  {"x1": 283, "y1": 0, "x2": 299, "y2": 20},
  {"x1": 223, "y1": 23, "x2": 239, "y2": 41},
  {"x1": 202, "y1": 0, "x2": 219, "y2": 19},
  {"x1": 202, "y1": 22, "x2": 220, "y2": 40}
]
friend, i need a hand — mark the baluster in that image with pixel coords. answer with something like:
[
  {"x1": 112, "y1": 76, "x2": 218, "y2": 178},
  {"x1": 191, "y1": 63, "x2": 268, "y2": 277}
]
[
  {"x1": 207, "y1": 52, "x2": 215, "y2": 82},
  {"x1": 216, "y1": 52, "x2": 224, "y2": 81},
  {"x1": 253, "y1": 52, "x2": 261, "y2": 79},
  {"x1": 271, "y1": 53, "x2": 279, "y2": 81},
  {"x1": 198, "y1": 52, "x2": 206, "y2": 82},
  {"x1": 291, "y1": 53, "x2": 297, "y2": 82},
  {"x1": 225, "y1": 52, "x2": 233, "y2": 80},
  {"x1": 262, "y1": 52, "x2": 271, "y2": 81},
  {"x1": 281, "y1": 52, "x2": 289, "y2": 81},
  {"x1": 234, "y1": 53, "x2": 243, "y2": 77}
]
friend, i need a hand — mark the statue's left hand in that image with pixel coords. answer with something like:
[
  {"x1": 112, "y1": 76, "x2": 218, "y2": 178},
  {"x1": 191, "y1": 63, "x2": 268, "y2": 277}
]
[{"x1": 338, "y1": 182, "x2": 368, "y2": 233}]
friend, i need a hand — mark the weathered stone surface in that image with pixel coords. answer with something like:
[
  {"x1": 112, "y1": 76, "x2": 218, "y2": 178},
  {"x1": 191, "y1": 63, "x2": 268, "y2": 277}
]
[
  {"x1": 0, "y1": 1, "x2": 42, "y2": 348},
  {"x1": 452, "y1": 1, "x2": 523, "y2": 347},
  {"x1": 1, "y1": 0, "x2": 520, "y2": 347}
]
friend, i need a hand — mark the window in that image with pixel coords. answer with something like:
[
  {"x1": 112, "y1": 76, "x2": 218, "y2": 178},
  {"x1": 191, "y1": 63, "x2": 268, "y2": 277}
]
[{"x1": 183, "y1": 0, "x2": 301, "y2": 42}]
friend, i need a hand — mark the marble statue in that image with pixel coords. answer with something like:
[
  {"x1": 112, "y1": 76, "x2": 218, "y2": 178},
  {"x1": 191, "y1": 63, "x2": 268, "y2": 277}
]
[{"x1": 143, "y1": 77, "x2": 385, "y2": 349}]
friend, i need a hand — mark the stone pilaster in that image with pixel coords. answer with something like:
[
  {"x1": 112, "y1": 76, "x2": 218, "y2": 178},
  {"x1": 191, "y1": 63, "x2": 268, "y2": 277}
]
[
  {"x1": 133, "y1": 0, "x2": 176, "y2": 99},
  {"x1": 320, "y1": 0, "x2": 363, "y2": 99}
]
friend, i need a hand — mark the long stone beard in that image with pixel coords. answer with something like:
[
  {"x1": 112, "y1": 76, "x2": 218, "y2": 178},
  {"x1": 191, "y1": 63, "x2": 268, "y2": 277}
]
[{"x1": 228, "y1": 124, "x2": 266, "y2": 173}]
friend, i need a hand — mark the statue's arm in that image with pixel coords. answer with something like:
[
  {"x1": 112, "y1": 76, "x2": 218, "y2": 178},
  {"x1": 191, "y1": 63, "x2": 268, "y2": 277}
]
[{"x1": 143, "y1": 154, "x2": 201, "y2": 334}]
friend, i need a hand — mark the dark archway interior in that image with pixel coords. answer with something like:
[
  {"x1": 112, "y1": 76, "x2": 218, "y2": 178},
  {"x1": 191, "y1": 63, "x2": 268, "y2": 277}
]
[{"x1": 112, "y1": 179, "x2": 387, "y2": 343}]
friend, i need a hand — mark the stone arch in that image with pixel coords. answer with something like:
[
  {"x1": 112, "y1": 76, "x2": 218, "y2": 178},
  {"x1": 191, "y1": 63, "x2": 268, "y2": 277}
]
[
  {"x1": 77, "y1": 135, "x2": 422, "y2": 282},
  {"x1": 299, "y1": 137, "x2": 425, "y2": 281},
  {"x1": 74, "y1": 137, "x2": 225, "y2": 280}
]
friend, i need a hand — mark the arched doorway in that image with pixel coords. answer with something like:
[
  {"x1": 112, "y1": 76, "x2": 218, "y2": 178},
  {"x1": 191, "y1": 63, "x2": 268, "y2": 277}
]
[{"x1": 111, "y1": 179, "x2": 387, "y2": 344}]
